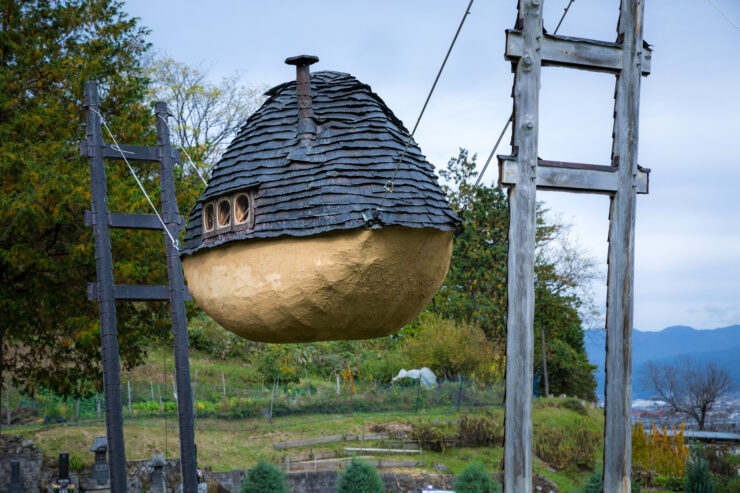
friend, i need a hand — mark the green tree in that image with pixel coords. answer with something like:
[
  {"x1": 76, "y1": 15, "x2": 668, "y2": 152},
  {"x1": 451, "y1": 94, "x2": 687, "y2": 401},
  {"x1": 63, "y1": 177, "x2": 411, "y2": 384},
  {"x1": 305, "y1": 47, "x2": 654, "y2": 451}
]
[
  {"x1": 0, "y1": 0, "x2": 188, "y2": 397},
  {"x1": 433, "y1": 149, "x2": 596, "y2": 399},
  {"x1": 455, "y1": 461, "x2": 500, "y2": 493},
  {"x1": 336, "y1": 459, "x2": 384, "y2": 493},
  {"x1": 241, "y1": 461, "x2": 287, "y2": 493},
  {"x1": 685, "y1": 449, "x2": 716, "y2": 493}
]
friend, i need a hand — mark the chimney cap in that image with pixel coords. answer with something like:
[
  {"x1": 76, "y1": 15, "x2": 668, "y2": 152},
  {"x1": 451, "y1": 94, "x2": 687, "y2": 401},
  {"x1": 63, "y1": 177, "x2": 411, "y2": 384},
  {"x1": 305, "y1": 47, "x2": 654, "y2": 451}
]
[{"x1": 285, "y1": 55, "x2": 319, "y2": 66}]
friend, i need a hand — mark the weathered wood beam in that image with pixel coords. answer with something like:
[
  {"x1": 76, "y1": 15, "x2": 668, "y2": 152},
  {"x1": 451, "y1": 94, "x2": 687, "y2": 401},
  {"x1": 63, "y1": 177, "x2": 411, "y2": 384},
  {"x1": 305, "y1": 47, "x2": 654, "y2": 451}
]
[
  {"x1": 498, "y1": 156, "x2": 649, "y2": 194},
  {"x1": 502, "y1": 1, "x2": 541, "y2": 492},
  {"x1": 506, "y1": 30, "x2": 652, "y2": 75},
  {"x1": 87, "y1": 283, "x2": 192, "y2": 302},
  {"x1": 84, "y1": 211, "x2": 185, "y2": 231},
  {"x1": 603, "y1": 0, "x2": 646, "y2": 491},
  {"x1": 80, "y1": 141, "x2": 180, "y2": 162},
  {"x1": 83, "y1": 81, "x2": 127, "y2": 493}
]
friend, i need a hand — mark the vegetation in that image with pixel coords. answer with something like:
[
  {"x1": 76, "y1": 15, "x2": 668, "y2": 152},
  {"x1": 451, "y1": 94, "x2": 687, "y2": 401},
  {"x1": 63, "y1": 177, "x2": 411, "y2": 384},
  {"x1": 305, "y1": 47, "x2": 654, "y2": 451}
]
[
  {"x1": 641, "y1": 359, "x2": 737, "y2": 430},
  {"x1": 455, "y1": 461, "x2": 500, "y2": 493},
  {"x1": 685, "y1": 448, "x2": 716, "y2": 493},
  {"x1": 240, "y1": 460, "x2": 287, "y2": 493},
  {"x1": 336, "y1": 459, "x2": 384, "y2": 493},
  {"x1": 431, "y1": 149, "x2": 597, "y2": 399},
  {"x1": 581, "y1": 473, "x2": 603, "y2": 493},
  {"x1": 632, "y1": 421, "x2": 690, "y2": 480}
]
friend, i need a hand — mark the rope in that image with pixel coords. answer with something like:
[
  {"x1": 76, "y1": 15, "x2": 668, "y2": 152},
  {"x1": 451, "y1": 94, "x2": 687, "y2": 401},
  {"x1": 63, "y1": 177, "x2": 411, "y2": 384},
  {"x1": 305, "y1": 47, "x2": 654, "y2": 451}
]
[
  {"x1": 707, "y1": 0, "x2": 740, "y2": 32},
  {"x1": 156, "y1": 115, "x2": 209, "y2": 187},
  {"x1": 457, "y1": 0, "x2": 575, "y2": 217},
  {"x1": 91, "y1": 109, "x2": 180, "y2": 250},
  {"x1": 375, "y1": 0, "x2": 474, "y2": 214}
]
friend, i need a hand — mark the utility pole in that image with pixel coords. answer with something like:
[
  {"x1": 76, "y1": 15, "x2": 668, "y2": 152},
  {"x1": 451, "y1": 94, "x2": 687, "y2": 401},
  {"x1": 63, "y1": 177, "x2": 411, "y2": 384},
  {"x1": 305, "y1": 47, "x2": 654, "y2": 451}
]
[{"x1": 498, "y1": 1, "x2": 651, "y2": 491}]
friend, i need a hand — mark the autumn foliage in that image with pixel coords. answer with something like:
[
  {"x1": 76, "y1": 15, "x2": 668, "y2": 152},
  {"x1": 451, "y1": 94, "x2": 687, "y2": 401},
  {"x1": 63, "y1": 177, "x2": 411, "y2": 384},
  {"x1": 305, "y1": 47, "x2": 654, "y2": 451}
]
[{"x1": 632, "y1": 421, "x2": 690, "y2": 478}]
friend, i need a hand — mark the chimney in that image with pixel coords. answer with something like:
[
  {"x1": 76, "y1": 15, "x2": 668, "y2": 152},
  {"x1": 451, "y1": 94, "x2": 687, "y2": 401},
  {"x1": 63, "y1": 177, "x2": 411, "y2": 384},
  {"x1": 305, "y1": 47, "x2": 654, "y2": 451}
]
[{"x1": 285, "y1": 55, "x2": 319, "y2": 143}]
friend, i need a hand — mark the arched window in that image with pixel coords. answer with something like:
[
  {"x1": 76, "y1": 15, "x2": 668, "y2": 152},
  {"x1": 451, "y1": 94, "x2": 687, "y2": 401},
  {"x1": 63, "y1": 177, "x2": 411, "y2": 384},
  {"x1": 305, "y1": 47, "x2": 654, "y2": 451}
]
[{"x1": 202, "y1": 188, "x2": 256, "y2": 240}]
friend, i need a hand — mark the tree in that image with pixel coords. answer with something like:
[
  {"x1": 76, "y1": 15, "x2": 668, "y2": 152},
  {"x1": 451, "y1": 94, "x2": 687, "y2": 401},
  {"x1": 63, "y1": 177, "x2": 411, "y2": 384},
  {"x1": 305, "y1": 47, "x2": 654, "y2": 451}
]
[
  {"x1": 336, "y1": 459, "x2": 384, "y2": 493},
  {"x1": 455, "y1": 461, "x2": 500, "y2": 493},
  {"x1": 147, "y1": 57, "x2": 265, "y2": 172},
  {"x1": 641, "y1": 359, "x2": 736, "y2": 430},
  {"x1": 432, "y1": 149, "x2": 597, "y2": 399},
  {"x1": 0, "y1": 0, "x2": 186, "y2": 398},
  {"x1": 241, "y1": 461, "x2": 287, "y2": 493}
]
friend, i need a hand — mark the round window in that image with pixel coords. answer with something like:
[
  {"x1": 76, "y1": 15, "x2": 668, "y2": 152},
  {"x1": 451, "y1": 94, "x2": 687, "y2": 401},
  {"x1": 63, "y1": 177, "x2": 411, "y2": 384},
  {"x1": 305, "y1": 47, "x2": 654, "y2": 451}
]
[
  {"x1": 204, "y1": 203, "x2": 215, "y2": 231},
  {"x1": 234, "y1": 194, "x2": 250, "y2": 224},
  {"x1": 217, "y1": 199, "x2": 231, "y2": 227}
]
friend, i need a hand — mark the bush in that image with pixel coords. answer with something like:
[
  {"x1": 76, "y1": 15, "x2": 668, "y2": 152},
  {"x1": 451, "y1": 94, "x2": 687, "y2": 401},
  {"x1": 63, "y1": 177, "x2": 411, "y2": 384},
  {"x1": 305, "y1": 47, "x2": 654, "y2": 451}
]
[
  {"x1": 558, "y1": 397, "x2": 587, "y2": 416},
  {"x1": 581, "y1": 473, "x2": 603, "y2": 493},
  {"x1": 336, "y1": 459, "x2": 384, "y2": 493},
  {"x1": 685, "y1": 451, "x2": 716, "y2": 493},
  {"x1": 655, "y1": 475, "x2": 685, "y2": 491},
  {"x1": 455, "y1": 462, "x2": 500, "y2": 493},
  {"x1": 714, "y1": 477, "x2": 740, "y2": 493},
  {"x1": 400, "y1": 313, "x2": 503, "y2": 383},
  {"x1": 533, "y1": 418, "x2": 600, "y2": 470},
  {"x1": 241, "y1": 461, "x2": 287, "y2": 493},
  {"x1": 632, "y1": 422, "x2": 690, "y2": 478}
]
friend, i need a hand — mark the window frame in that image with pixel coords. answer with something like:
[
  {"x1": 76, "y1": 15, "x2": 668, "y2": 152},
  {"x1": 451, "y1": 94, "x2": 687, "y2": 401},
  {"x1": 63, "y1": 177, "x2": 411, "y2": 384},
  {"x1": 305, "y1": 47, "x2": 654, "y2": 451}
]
[{"x1": 202, "y1": 188, "x2": 256, "y2": 240}]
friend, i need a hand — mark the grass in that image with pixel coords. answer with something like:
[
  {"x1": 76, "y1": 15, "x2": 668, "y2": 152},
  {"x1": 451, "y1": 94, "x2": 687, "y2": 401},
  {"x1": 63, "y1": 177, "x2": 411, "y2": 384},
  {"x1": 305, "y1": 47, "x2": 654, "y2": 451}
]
[{"x1": 5, "y1": 399, "x2": 616, "y2": 492}]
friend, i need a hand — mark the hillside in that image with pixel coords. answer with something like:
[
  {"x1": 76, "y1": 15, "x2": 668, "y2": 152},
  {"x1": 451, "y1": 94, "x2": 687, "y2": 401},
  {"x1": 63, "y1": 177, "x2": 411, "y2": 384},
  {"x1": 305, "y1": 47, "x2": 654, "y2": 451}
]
[{"x1": 584, "y1": 324, "x2": 740, "y2": 398}]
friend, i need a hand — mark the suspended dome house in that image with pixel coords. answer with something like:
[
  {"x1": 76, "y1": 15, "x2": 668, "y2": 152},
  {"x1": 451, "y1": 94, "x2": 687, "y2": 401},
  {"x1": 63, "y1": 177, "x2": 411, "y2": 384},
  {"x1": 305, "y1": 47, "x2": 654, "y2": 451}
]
[{"x1": 180, "y1": 56, "x2": 459, "y2": 342}]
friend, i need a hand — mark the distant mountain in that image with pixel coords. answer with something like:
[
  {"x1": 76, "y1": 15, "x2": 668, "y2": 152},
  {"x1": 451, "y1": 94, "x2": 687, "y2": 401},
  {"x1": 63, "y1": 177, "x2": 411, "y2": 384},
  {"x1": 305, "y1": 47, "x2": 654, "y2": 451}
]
[{"x1": 584, "y1": 325, "x2": 740, "y2": 399}]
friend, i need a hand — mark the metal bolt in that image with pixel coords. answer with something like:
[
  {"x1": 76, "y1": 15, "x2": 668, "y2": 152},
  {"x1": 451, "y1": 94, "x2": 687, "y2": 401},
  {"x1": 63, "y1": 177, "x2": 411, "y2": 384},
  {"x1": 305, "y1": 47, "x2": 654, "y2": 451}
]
[
  {"x1": 523, "y1": 55, "x2": 533, "y2": 66},
  {"x1": 525, "y1": 121, "x2": 534, "y2": 129},
  {"x1": 531, "y1": 0, "x2": 541, "y2": 6}
]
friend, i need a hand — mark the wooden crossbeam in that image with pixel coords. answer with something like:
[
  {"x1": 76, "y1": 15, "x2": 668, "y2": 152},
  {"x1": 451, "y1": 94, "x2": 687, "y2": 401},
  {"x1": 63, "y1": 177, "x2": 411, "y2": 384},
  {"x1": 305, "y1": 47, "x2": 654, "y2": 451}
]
[
  {"x1": 505, "y1": 30, "x2": 652, "y2": 75},
  {"x1": 498, "y1": 155, "x2": 649, "y2": 194},
  {"x1": 87, "y1": 283, "x2": 192, "y2": 302},
  {"x1": 79, "y1": 142, "x2": 180, "y2": 162},
  {"x1": 83, "y1": 210, "x2": 185, "y2": 231}
]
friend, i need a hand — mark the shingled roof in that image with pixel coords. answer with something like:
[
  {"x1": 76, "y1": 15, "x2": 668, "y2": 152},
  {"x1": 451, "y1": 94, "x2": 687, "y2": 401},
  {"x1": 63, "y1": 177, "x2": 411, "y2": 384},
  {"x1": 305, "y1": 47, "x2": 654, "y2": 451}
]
[{"x1": 180, "y1": 69, "x2": 459, "y2": 257}]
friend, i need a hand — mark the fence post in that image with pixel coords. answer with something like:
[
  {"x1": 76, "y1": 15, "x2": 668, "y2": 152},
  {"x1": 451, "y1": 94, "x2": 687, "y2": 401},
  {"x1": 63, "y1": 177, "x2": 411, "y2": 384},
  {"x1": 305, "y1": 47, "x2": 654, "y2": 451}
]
[
  {"x1": 96, "y1": 392, "x2": 101, "y2": 422},
  {"x1": 158, "y1": 384, "x2": 163, "y2": 413},
  {"x1": 221, "y1": 373, "x2": 227, "y2": 407},
  {"x1": 127, "y1": 381, "x2": 132, "y2": 417},
  {"x1": 192, "y1": 369, "x2": 198, "y2": 418},
  {"x1": 151, "y1": 381, "x2": 155, "y2": 402},
  {"x1": 457, "y1": 374, "x2": 463, "y2": 411}
]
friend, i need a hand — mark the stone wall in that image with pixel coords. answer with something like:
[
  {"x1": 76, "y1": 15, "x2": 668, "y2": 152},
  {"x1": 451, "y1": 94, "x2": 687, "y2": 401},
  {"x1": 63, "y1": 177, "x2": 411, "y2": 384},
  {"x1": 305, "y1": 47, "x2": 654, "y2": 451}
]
[{"x1": 0, "y1": 434, "x2": 44, "y2": 493}]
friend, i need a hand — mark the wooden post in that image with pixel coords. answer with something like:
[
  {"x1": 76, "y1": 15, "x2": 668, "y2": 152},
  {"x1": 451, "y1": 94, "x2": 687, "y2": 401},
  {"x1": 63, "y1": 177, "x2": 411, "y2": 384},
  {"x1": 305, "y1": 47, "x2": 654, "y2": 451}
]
[
  {"x1": 221, "y1": 372, "x2": 227, "y2": 407},
  {"x1": 127, "y1": 381, "x2": 132, "y2": 416},
  {"x1": 193, "y1": 369, "x2": 198, "y2": 418},
  {"x1": 603, "y1": 1, "x2": 645, "y2": 491},
  {"x1": 156, "y1": 102, "x2": 198, "y2": 491},
  {"x1": 151, "y1": 381, "x2": 155, "y2": 402},
  {"x1": 158, "y1": 383, "x2": 163, "y2": 413},
  {"x1": 84, "y1": 81, "x2": 127, "y2": 493},
  {"x1": 540, "y1": 326, "x2": 549, "y2": 398},
  {"x1": 503, "y1": 1, "x2": 542, "y2": 492}
]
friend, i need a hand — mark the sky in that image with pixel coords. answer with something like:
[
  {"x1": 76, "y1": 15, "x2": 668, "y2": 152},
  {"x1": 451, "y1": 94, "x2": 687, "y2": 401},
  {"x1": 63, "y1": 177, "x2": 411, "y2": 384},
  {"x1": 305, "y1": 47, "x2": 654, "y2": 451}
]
[{"x1": 123, "y1": 0, "x2": 740, "y2": 331}]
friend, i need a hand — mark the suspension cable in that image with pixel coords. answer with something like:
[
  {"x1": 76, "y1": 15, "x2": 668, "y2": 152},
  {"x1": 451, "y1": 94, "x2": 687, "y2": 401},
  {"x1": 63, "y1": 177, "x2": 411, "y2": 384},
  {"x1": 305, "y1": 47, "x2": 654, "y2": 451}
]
[
  {"x1": 91, "y1": 109, "x2": 180, "y2": 250},
  {"x1": 156, "y1": 114, "x2": 209, "y2": 187},
  {"x1": 458, "y1": 0, "x2": 576, "y2": 217},
  {"x1": 375, "y1": 0, "x2": 474, "y2": 214}
]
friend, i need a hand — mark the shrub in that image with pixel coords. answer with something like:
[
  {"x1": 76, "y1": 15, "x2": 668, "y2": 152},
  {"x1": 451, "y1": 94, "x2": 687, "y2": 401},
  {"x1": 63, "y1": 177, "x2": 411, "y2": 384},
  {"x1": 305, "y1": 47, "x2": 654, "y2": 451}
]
[
  {"x1": 400, "y1": 313, "x2": 504, "y2": 383},
  {"x1": 632, "y1": 421, "x2": 690, "y2": 478},
  {"x1": 455, "y1": 461, "x2": 500, "y2": 493},
  {"x1": 581, "y1": 473, "x2": 602, "y2": 493},
  {"x1": 336, "y1": 458, "x2": 384, "y2": 493},
  {"x1": 533, "y1": 418, "x2": 600, "y2": 470},
  {"x1": 558, "y1": 397, "x2": 587, "y2": 416},
  {"x1": 655, "y1": 475, "x2": 685, "y2": 491},
  {"x1": 241, "y1": 461, "x2": 287, "y2": 493},
  {"x1": 685, "y1": 451, "x2": 716, "y2": 493},
  {"x1": 69, "y1": 454, "x2": 85, "y2": 473}
]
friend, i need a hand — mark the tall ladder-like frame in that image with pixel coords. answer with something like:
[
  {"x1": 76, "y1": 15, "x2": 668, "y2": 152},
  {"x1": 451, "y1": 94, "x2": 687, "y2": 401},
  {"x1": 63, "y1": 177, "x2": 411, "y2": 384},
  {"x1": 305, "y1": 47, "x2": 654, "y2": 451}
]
[
  {"x1": 498, "y1": 1, "x2": 651, "y2": 492},
  {"x1": 81, "y1": 81, "x2": 199, "y2": 493}
]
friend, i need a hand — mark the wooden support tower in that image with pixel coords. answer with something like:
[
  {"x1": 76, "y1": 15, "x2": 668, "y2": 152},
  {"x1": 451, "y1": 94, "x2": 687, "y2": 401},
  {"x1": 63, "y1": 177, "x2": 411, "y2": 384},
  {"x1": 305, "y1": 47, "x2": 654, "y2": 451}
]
[
  {"x1": 82, "y1": 82, "x2": 199, "y2": 493},
  {"x1": 498, "y1": 1, "x2": 651, "y2": 492}
]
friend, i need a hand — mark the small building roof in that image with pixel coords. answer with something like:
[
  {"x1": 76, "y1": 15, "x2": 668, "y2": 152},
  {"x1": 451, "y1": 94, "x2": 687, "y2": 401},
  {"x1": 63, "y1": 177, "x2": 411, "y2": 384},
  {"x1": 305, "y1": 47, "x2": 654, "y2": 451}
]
[{"x1": 181, "y1": 70, "x2": 458, "y2": 256}]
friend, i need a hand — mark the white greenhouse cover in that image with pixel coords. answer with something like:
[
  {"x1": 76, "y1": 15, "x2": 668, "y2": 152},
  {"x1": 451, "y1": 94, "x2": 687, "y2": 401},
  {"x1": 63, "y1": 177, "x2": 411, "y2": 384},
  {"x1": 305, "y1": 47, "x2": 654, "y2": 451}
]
[{"x1": 392, "y1": 367, "x2": 438, "y2": 389}]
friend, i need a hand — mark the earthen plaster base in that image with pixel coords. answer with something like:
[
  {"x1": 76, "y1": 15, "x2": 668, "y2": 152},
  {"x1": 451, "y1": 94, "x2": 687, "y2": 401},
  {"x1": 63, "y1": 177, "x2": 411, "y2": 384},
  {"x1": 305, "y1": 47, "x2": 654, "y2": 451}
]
[{"x1": 182, "y1": 226, "x2": 453, "y2": 342}]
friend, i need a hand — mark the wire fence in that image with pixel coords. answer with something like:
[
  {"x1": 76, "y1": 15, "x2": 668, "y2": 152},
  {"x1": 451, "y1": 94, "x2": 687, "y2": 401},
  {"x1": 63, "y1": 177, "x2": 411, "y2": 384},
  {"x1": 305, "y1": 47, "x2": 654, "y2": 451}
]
[{"x1": 1, "y1": 375, "x2": 504, "y2": 431}]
